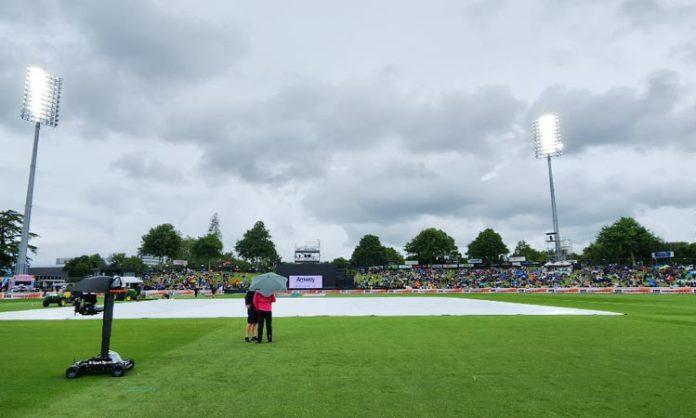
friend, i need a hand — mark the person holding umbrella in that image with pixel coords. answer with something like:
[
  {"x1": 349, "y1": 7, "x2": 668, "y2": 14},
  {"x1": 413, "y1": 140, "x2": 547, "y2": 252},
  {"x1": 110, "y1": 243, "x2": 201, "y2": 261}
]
[
  {"x1": 249, "y1": 273, "x2": 287, "y2": 344},
  {"x1": 253, "y1": 291, "x2": 275, "y2": 343}
]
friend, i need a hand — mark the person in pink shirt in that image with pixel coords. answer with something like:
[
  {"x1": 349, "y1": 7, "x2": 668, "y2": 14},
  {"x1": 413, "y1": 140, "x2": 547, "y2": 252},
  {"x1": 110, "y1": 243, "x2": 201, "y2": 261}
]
[{"x1": 253, "y1": 292, "x2": 276, "y2": 343}]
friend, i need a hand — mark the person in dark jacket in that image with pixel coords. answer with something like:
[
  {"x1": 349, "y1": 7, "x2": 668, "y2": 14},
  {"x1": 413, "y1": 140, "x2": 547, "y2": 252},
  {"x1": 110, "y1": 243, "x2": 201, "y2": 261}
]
[{"x1": 244, "y1": 290, "x2": 258, "y2": 342}]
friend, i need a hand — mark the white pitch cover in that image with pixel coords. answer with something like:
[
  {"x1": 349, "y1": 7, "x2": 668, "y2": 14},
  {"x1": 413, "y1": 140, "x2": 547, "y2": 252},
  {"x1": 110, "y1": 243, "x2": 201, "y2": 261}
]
[{"x1": 0, "y1": 297, "x2": 620, "y2": 320}]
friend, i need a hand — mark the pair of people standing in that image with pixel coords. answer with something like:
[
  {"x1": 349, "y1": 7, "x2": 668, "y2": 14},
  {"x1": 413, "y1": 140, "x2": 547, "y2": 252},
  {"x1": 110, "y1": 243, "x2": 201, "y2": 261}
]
[{"x1": 244, "y1": 290, "x2": 275, "y2": 343}]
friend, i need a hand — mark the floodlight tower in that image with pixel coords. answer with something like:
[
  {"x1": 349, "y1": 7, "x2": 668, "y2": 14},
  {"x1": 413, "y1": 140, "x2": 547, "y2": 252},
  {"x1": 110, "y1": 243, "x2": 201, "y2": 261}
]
[
  {"x1": 532, "y1": 114, "x2": 564, "y2": 262},
  {"x1": 15, "y1": 67, "x2": 62, "y2": 274}
]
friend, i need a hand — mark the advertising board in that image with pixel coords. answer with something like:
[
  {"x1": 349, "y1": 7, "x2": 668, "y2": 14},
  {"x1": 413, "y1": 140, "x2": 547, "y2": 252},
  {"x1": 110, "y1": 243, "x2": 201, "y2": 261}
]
[{"x1": 289, "y1": 275, "x2": 323, "y2": 289}]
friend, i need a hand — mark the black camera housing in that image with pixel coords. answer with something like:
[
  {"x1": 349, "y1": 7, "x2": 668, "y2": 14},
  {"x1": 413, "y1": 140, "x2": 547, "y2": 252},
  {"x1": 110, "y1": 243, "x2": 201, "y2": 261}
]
[{"x1": 65, "y1": 276, "x2": 134, "y2": 379}]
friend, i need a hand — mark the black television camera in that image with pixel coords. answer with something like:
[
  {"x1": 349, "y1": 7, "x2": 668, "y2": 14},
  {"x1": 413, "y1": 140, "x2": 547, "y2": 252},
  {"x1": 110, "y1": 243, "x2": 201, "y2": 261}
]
[
  {"x1": 73, "y1": 292, "x2": 104, "y2": 316},
  {"x1": 65, "y1": 276, "x2": 134, "y2": 379}
]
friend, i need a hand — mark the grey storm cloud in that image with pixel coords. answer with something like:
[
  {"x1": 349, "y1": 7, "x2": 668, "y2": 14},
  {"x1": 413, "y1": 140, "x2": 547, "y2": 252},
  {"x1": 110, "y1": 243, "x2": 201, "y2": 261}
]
[
  {"x1": 0, "y1": 0, "x2": 247, "y2": 138},
  {"x1": 192, "y1": 67, "x2": 696, "y2": 228},
  {"x1": 110, "y1": 153, "x2": 186, "y2": 184},
  {"x1": 162, "y1": 79, "x2": 523, "y2": 183},
  {"x1": 304, "y1": 157, "x2": 485, "y2": 224},
  {"x1": 62, "y1": 1, "x2": 247, "y2": 82},
  {"x1": 527, "y1": 71, "x2": 696, "y2": 153},
  {"x1": 619, "y1": 0, "x2": 696, "y2": 28},
  {"x1": 3, "y1": 0, "x2": 696, "y2": 264},
  {"x1": 302, "y1": 138, "x2": 696, "y2": 242},
  {"x1": 301, "y1": 149, "x2": 545, "y2": 226}
]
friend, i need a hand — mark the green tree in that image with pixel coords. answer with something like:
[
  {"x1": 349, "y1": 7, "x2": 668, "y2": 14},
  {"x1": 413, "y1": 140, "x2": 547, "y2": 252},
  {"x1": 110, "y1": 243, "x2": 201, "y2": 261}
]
[
  {"x1": 331, "y1": 257, "x2": 351, "y2": 270},
  {"x1": 582, "y1": 217, "x2": 662, "y2": 264},
  {"x1": 122, "y1": 255, "x2": 147, "y2": 275},
  {"x1": 234, "y1": 221, "x2": 280, "y2": 271},
  {"x1": 581, "y1": 242, "x2": 603, "y2": 264},
  {"x1": 404, "y1": 228, "x2": 458, "y2": 265},
  {"x1": 0, "y1": 210, "x2": 38, "y2": 272},
  {"x1": 63, "y1": 254, "x2": 106, "y2": 278},
  {"x1": 177, "y1": 236, "x2": 197, "y2": 261},
  {"x1": 512, "y1": 240, "x2": 546, "y2": 263},
  {"x1": 351, "y1": 234, "x2": 387, "y2": 267},
  {"x1": 208, "y1": 213, "x2": 222, "y2": 239},
  {"x1": 108, "y1": 253, "x2": 127, "y2": 267},
  {"x1": 107, "y1": 253, "x2": 147, "y2": 275},
  {"x1": 467, "y1": 228, "x2": 509, "y2": 265},
  {"x1": 384, "y1": 247, "x2": 405, "y2": 265},
  {"x1": 192, "y1": 234, "x2": 224, "y2": 270},
  {"x1": 140, "y1": 223, "x2": 182, "y2": 266},
  {"x1": 67, "y1": 261, "x2": 91, "y2": 278},
  {"x1": 666, "y1": 242, "x2": 696, "y2": 263},
  {"x1": 566, "y1": 252, "x2": 582, "y2": 261},
  {"x1": 222, "y1": 252, "x2": 254, "y2": 272},
  {"x1": 221, "y1": 252, "x2": 253, "y2": 271}
]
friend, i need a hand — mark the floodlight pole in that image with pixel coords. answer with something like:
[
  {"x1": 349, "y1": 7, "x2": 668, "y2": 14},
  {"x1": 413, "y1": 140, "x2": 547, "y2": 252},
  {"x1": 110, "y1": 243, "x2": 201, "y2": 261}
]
[
  {"x1": 546, "y1": 155, "x2": 564, "y2": 262},
  {"x1": 15, "y1": 122, "x2": 41, "y2": 274}
]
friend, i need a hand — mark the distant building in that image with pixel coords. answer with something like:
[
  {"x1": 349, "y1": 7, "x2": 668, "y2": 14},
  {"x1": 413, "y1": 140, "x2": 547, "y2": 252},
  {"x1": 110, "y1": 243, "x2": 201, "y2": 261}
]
[
  {"x1": 28, "y1": 266, "x2": 69, "y2": 284},
  {"x1": 55, "y1": 257, "x2": 73, "y2": 266}
]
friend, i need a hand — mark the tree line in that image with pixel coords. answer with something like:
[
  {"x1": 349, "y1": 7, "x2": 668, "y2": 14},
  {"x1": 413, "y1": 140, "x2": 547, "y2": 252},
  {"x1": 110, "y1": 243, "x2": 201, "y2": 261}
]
[
  {"x1": 339, "y1": 227, "x2": 541, "y2": 268},
  {"x1": 1, "y1": 207, "x2": 693, "y2": 277},
  {"x1": 341, "y1": 217, "x2": 691, "y2": 268},
  {"x1": 61, "y1": 216, "x2": 281, "y2": 277},
  {"x1": 343, "y1": 227, "x2": 508, "y2": 268},
  {"x1": 0, "y1": 210, "x2": 37, "y2": 273}
]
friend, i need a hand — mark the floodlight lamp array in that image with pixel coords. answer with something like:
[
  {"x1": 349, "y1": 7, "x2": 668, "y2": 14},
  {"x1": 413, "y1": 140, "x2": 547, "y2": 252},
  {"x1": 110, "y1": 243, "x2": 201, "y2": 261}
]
[
  {"x1": 21, "y1": 66, "x2": 62, "y2": 127},
  {"x1": 532, "y1": 114, "x2": 563, "y2": 158}
]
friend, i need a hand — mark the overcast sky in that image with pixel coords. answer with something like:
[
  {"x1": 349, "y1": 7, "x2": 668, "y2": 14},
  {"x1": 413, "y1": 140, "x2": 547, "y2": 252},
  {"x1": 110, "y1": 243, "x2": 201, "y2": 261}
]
[{"x1": 2, "y1": 0, "x2": 696, "y2": 266}]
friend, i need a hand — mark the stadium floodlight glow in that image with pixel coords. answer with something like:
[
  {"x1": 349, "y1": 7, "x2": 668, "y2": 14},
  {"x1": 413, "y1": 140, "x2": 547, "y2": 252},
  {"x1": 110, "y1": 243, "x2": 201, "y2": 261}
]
[
  {"x1": 15, "y1": 66, "x2": 63, "y2": 275},
  {"x1": 21, "y1": 66, "x2": 62, "y2": 127},
  {"x1": 532, "y1": 114, "x2": 564, "y2": 262},
  {"x1": 533, "y1": 114, "x2": 563, "y2": 158}
]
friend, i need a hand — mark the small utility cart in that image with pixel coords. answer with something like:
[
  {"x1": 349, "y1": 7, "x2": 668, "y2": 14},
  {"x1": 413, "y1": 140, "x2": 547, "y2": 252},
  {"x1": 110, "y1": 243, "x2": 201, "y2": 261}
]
[{"x1": 42, "y1": 284, "x2": 75, "y2": 307}]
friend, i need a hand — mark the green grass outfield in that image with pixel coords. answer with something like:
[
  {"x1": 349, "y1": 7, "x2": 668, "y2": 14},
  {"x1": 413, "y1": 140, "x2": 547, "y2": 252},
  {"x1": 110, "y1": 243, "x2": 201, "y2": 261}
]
[
  {"x1": 0, "y1": 299, "x2": 44, "y2": 312},
  {"x1": 1, "y1": 294, "x2": 695, "y2": 417}
]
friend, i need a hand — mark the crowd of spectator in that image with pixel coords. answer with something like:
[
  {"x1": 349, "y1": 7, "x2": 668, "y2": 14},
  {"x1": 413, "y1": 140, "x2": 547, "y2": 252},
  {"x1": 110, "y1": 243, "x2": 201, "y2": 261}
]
[
  {"x1": 142, "y1": 269, "x2": 253, "y2": 293},
  {"x1": 5, "y1": 265, "x2": 696, "y2": 294},
  {"x1": 355, "y1": 264, "x2": 696, "y2": 289}
]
